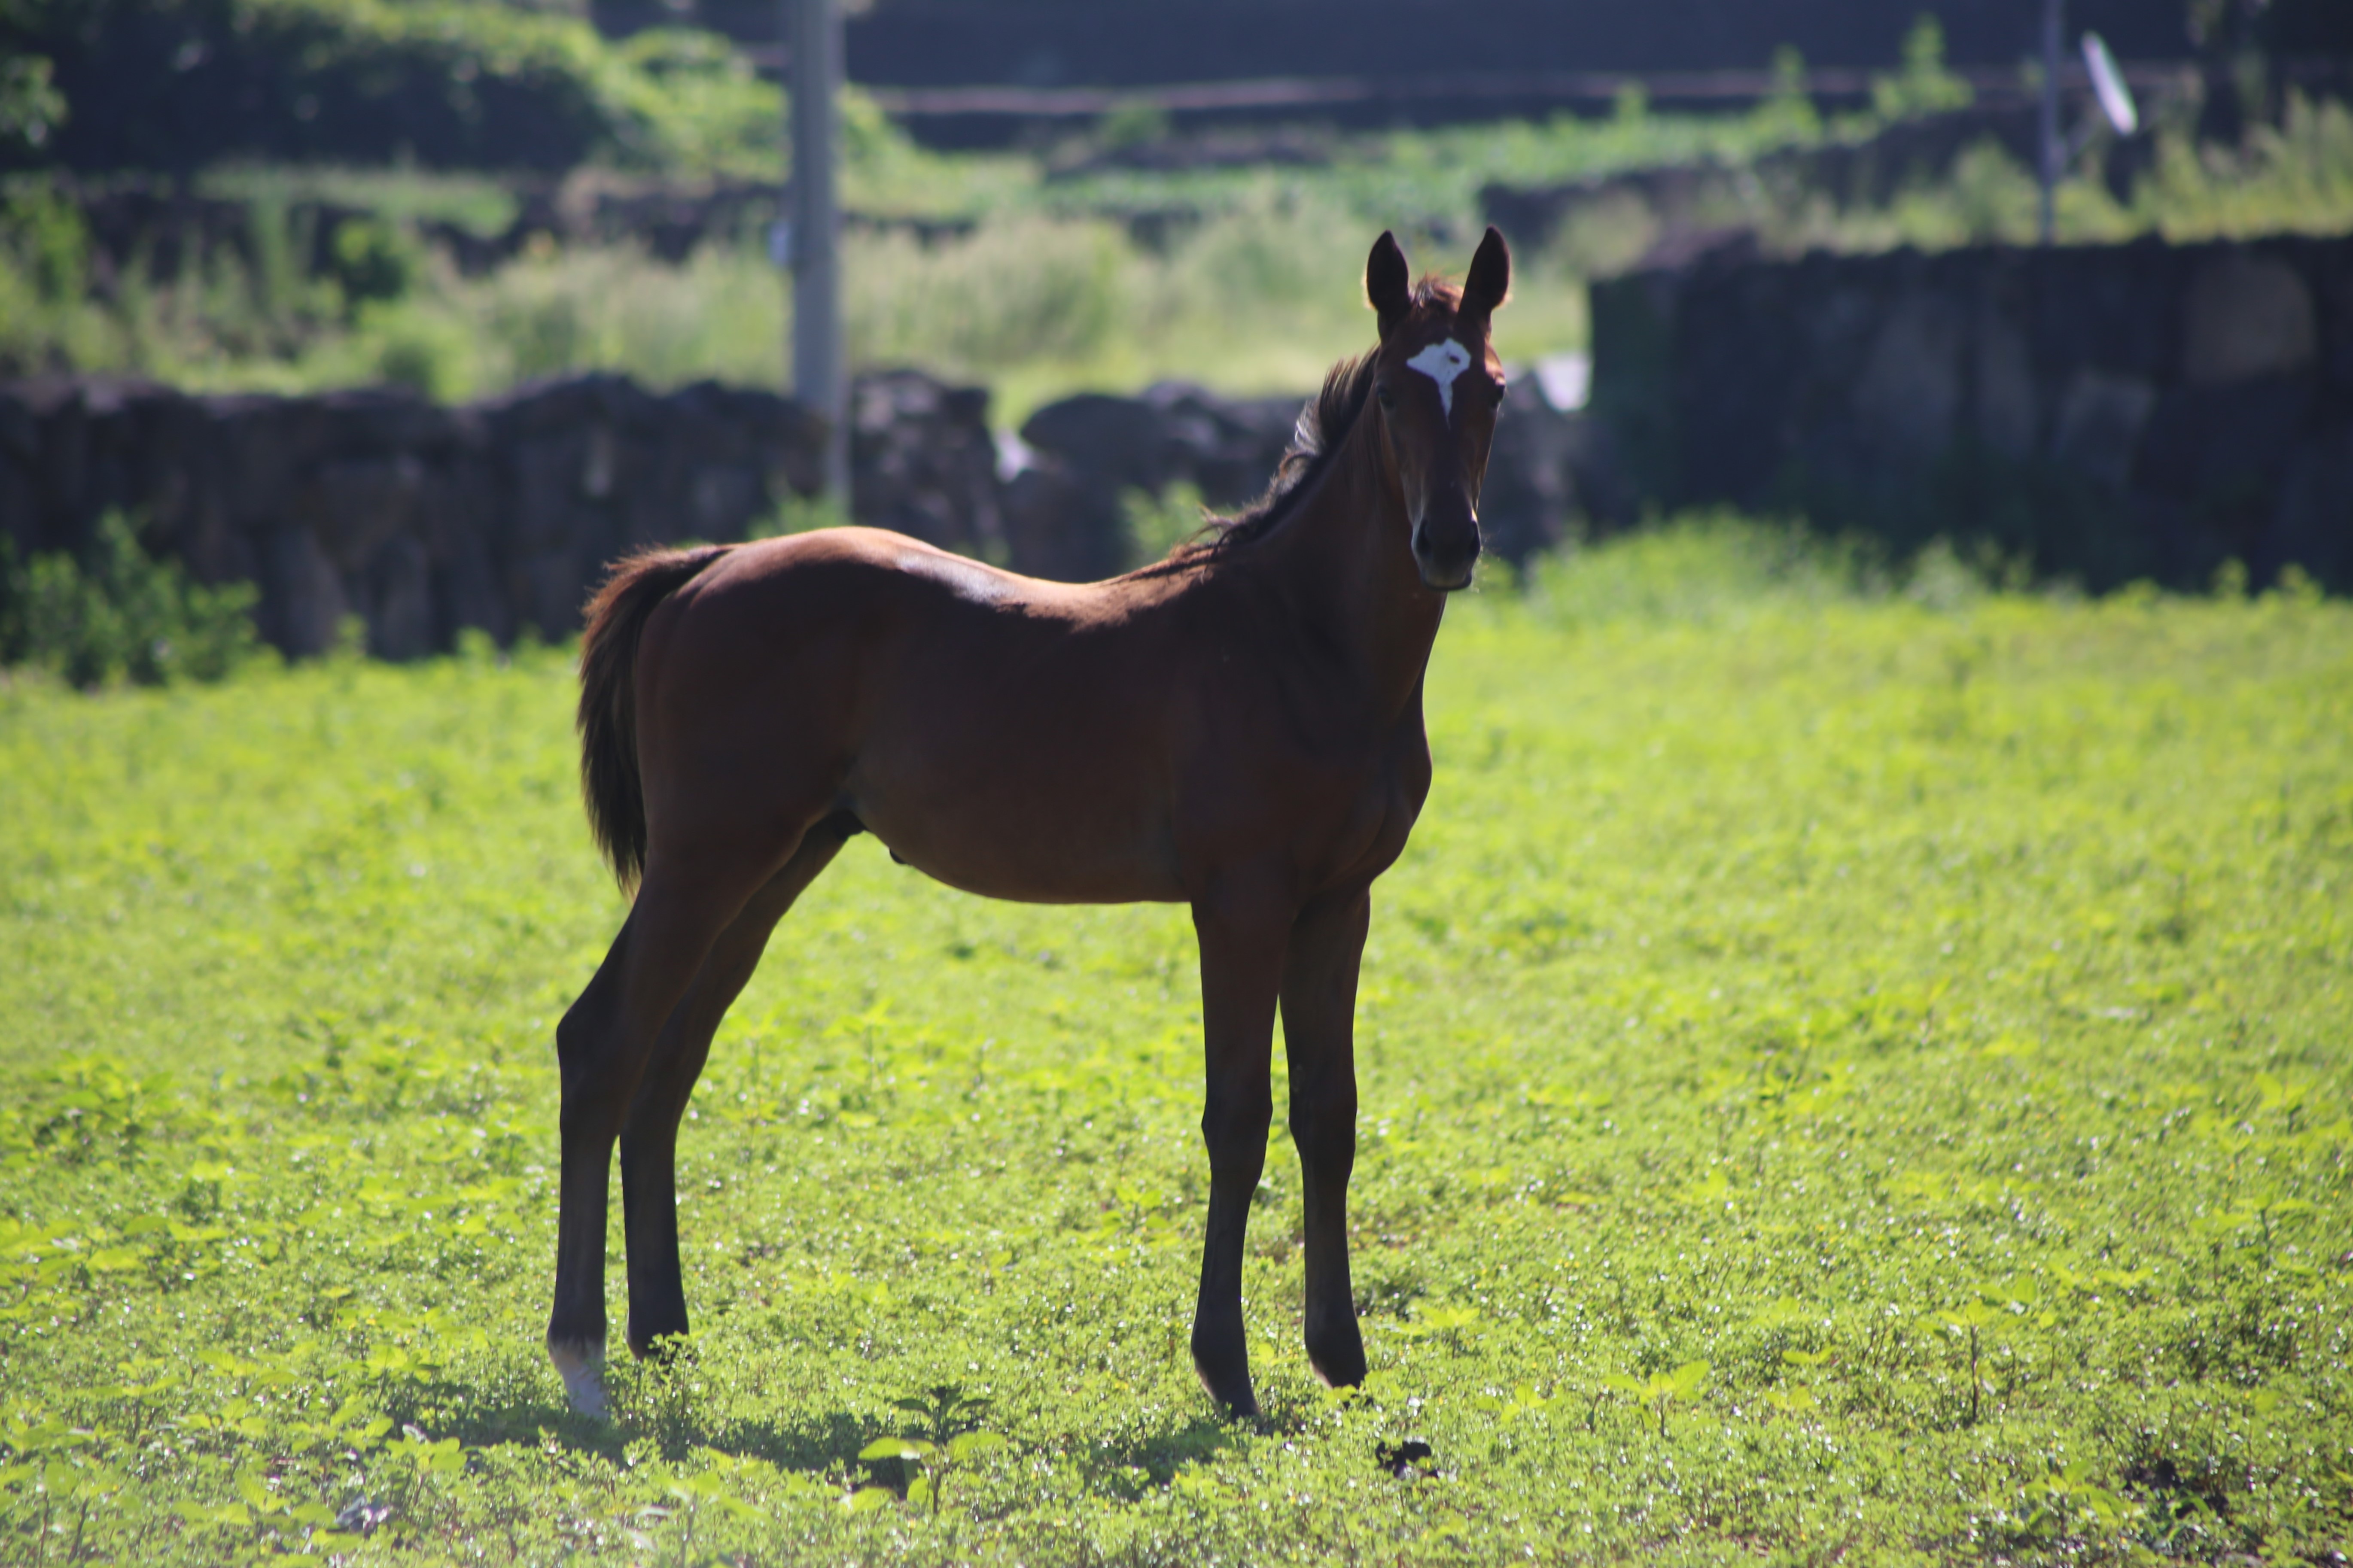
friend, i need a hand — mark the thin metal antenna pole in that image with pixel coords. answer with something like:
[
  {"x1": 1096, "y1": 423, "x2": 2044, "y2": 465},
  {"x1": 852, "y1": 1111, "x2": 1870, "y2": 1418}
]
[
  {"x1": 2038, "y1": 0, "x2": 2062, "y2": 245},
  {"x1": 789, "y1": 0, "x2": 846, "y2": 502}
]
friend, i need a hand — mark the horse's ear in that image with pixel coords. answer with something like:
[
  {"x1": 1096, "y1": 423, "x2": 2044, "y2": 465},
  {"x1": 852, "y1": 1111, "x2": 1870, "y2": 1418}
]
[
  {"x1": 1366, "y1": 231, "x2": 1411, "y2": 340},
  {"x1": 1461, "y1": 226, "x2": 1512, "y2": 325}
]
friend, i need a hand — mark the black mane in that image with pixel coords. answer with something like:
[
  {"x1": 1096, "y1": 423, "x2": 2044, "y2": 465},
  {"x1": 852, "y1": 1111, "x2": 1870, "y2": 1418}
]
[{"x1": 1190, "y1": 349, "x2": 1378, "y2": 558}]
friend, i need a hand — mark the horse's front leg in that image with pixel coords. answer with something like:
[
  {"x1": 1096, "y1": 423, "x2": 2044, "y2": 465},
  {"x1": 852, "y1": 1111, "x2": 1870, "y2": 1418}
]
[
  {"x1": 1281, "y1": 887, "x2": 1371, "y2": 1390},
  {"x1": 1188, "y1": 891, "x2": 1291, "y2": 1419}
]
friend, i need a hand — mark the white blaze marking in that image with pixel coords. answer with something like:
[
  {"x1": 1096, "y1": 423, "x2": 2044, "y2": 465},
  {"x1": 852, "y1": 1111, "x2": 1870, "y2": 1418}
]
[{"x1": 1406, "y1": 338, "x2": 1475, "y2": 420}]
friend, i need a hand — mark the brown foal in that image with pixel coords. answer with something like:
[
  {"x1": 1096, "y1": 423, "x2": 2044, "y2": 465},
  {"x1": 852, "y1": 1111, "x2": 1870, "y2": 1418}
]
[{"x1": 547, "y1": 227, "x2": 1512, "y2": 1420}]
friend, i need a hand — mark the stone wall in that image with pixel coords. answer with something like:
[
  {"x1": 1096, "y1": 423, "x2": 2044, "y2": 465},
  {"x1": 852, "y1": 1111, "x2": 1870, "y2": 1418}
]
[
  {"x1": 0, "y1": 373, "x2": 991, "y2": 658},
  {"x1": 2, "y1": 360, "x2": 1586, "y2": 661},
  {"x1": 1586, "y1": 233, "x2": 2353, "y2": 590}
]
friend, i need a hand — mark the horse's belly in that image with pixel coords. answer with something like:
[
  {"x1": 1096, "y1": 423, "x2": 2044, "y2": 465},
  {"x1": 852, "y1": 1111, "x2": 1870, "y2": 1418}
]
[{"x1": 847, "y1": 766, "x2": 1185, "y2": 906}]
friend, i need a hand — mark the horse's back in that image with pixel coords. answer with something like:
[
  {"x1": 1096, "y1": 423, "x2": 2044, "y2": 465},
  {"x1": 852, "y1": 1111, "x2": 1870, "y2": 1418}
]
[{"x1": 634, "y1": 528, "x2": 1197, "y2": 902}]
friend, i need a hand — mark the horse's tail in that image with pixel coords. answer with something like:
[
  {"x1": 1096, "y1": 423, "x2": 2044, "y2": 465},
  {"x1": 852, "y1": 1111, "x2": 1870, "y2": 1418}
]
[{"x1": 577, "y1": 544, "x2": 731, "y2": 893}]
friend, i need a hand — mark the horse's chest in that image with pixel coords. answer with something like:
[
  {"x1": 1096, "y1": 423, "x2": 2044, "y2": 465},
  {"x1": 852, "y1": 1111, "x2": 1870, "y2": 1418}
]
[{"x1": 1300, "y1": 731, "x2": 1430, "y2": 891}]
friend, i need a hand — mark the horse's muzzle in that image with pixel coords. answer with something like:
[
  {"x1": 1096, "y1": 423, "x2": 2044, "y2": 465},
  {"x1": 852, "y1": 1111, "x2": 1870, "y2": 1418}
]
[{"x1": 1412, "y1": 507, "x2": 1481, "y2": 593}]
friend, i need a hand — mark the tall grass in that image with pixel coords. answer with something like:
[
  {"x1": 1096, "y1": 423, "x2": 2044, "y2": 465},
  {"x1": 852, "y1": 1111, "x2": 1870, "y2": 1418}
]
[
  {"x1": 1757, "y1": 94, "x2": 2353, "y2": 255},
  {"x1": 2137, "y1": 91, "x2": 2353, "y2": 240}
]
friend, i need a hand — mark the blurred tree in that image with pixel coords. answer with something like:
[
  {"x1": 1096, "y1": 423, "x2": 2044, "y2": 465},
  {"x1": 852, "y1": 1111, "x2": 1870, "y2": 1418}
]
[
  {"x1": 1756, "y1": 46, "x2": 1821, "y2": 140},
  {"x1": 1870, "y1": 15, "x2": 1973, "y2": 122},
  {"x1": 2186, "y1": 0, "x2": 2272, "y2": 143},
  {"x1": 0, "y1": 0, "x2": 67, "y2": 152},
  {"x1": 0, "y1": 0, "x2": 777, "y2": 176}
]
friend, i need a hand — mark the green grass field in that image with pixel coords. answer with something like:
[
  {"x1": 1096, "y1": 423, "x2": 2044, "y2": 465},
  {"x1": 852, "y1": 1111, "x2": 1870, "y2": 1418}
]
[{"x1": 2, "y1": 527, "x2": 2350, "y2": 1564}]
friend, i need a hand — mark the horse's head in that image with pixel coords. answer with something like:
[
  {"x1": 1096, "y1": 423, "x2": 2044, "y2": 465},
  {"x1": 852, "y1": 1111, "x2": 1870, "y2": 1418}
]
[{"x1": 1364, "y1": 227, "x2": 1511, "y2": 592}]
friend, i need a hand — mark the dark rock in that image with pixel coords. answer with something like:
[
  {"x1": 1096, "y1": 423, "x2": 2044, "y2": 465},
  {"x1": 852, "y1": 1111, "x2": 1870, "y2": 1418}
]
[
  {"x1": 1139, "y1": 383, "x2": 1298, "y2": 509},
  {"x1": 1480, "y1": 378, "x2": 1575, "y2": 565},
  {"x1": 1851, "y1": 287, "x2": 1969, "y2": 464},
  {"x1": 2137, "y1": 376, "x2": 2316, "y2": 508},
  {"x1": 2050, "y1": 372, "x2": 2158, "y2": 491},
  {"x1": 1021, "y1": 393, "x2": 1181, "y2": 498},
  {"x1": 2258, "y1": 422, "x2": 2353, "y2": 587},
  {"x1": 2183, "y1": 252, "x2": 2318, "y2": 386},
  {"x1": 1000, "y1": 463, "x2": 1114, "y2": 585},
  {"x1": 1559, "y1": 410, "x2": 1638, "y2": 532},
  {"x1": 362, "y1": 536, "x2": 437, "y2": 662},
  {"x1": 1012, "y1": 381, "x2": 1301, "y2": 581},
  {"x1": 852, "y1": 369, "x2": 1003, "y2": 558},
  {"x1": 264, "y1": 525, "x2": 348, "y2": 657}
]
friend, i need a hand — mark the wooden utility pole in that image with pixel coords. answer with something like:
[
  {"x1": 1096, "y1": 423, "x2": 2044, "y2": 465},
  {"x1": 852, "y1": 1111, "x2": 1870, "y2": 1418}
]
[
  {"x1": 788, "y1": 0, "x2": 846, "y2": 501},
  {"x1": 2038, "y1": 0, "x2": 2062, "y2": 245}
]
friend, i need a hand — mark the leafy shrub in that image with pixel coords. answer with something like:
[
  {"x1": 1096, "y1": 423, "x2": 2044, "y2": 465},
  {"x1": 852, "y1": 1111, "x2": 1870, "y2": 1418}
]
[
  {"x1": 329, "y1": 216, "x2": 422, "y2": 310},
  {"x1": 1120, "y1": 481, "x2": 1209, "y2": 568},
  {"x1": 0, "y1": 175, "x2": 82, "y2": 301},
  {"x1": 849, "y1": 212, "x2": 1132, "y2": 377},
  {"x1": 360, "y1": 299, "x2": 477, "y2": 400},
  {"x1": 0, "y1": 49, "x2": 64, "y2": 151},
  {"x1": 5, "y1": 0, "x2": 780, "y2": 176},
  {"x1": 1870, "y1": 15, "x2": 1974, "y2": 122},
  {"x1": 0, "y1": 513, "x2": 258, "y2": 687}
]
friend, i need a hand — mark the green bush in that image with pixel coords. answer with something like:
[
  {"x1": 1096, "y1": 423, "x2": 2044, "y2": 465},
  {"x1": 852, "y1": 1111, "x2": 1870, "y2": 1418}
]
[
  {"x1": 1870, "y1": 14, "x2": 1974, "y2": 122},
  {"x1": 1120, "y1": 481, "x2": 1209, "y2": 568},
  {"x1": 329, "y1": 215, "x2": 422, "y2": 311},
  {"x1": 0, "y1": 514, "x2": 259, "y2": 687},
  {"x1": 0, "y1": 49, "x2": 63, "y2": 151},
  {"x1": 6, "y1": 0, "x2": 782, "y2": 176}
]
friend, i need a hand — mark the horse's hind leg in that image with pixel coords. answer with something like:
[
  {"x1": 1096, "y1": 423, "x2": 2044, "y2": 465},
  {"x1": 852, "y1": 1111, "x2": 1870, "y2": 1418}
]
[
  {"x1": 546, "y1": 841, "x2": 796, "y2": 1417},
  {"x1": 618, "y1": 816, "x2": 855, "y2": 1360}
]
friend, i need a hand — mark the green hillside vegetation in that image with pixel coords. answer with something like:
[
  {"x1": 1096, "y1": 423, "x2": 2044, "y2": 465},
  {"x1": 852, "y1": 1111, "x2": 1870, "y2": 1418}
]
[
  {"x1": 7, "y1": 94, "x2": 2353, "y2": 422},
  {"x1": 2, "y1": 0, "x2": 780, "y2": 174},
  {"x1": 3, "y1": 4, "x2": 2353, "y2": 413},
  {"x1": 2, "y1": 523, "x2": 2348, "y2": 1562}
]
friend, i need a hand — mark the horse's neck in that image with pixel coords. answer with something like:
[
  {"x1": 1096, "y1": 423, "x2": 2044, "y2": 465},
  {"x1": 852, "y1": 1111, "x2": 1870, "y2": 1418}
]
[{"x1": 1260, "y1": 427, "x2": 1443, "y2": 719}]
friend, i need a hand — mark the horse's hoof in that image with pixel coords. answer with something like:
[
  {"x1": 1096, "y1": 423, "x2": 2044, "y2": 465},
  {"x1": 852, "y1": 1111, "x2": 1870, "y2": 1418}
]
[
  {"x1": 1192, "y1": 1353, "x2": 1259, "y2": 1420},
  {"x1": 1308, "y1": 1327, "x2": 1368, "y2": 1392},
  {"x1": 549, "y1": 1340, "x2": 609, "y2": 1419}
]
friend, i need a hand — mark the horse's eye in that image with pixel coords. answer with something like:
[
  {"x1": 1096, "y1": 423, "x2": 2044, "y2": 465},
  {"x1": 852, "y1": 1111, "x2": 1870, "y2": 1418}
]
[{"x1": 1376, "y1": 384, "x2": 1395, "y2": 410}]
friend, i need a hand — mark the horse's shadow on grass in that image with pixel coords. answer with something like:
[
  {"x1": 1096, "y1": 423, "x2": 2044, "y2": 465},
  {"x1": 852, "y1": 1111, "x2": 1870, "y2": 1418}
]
[
  {"x1": 413, "y1": 1373, "x2": 1252, "y2": 1501},
  {"x1": 1080, "y1": 1413, "x2": 1249, "y2": 1499},
  {"x1": 423, "y1": 1382, "x2": 872, "y2": 1475}
]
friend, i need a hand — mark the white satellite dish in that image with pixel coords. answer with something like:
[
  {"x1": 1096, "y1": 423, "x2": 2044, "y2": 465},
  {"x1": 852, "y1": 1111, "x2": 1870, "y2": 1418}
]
[{"x1": 2082, "y1": 32, "x2": 2138, "y2": 136}]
